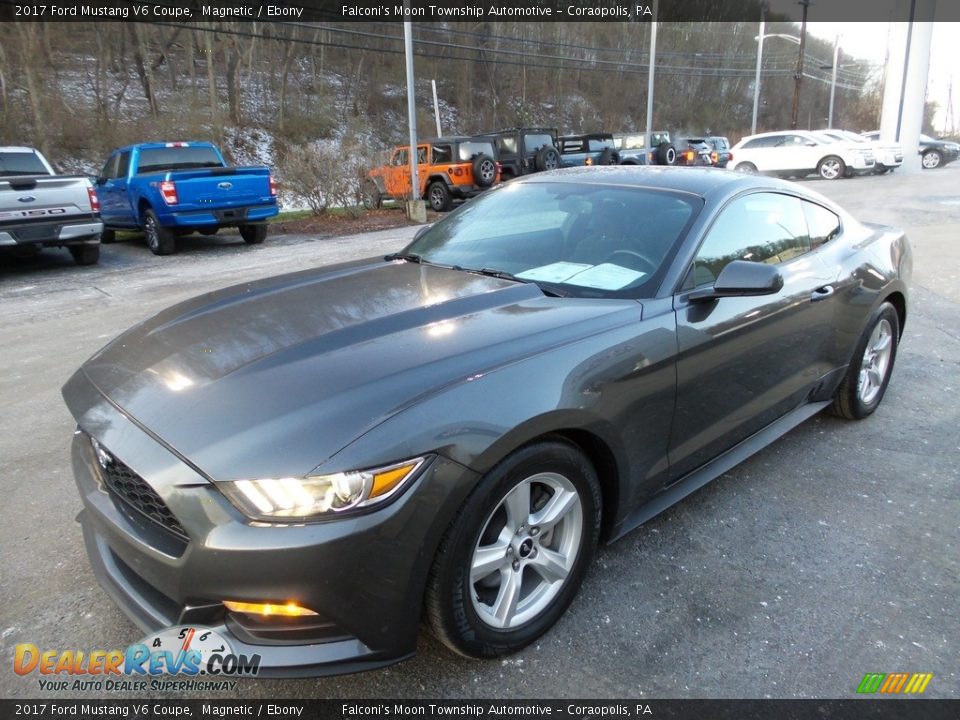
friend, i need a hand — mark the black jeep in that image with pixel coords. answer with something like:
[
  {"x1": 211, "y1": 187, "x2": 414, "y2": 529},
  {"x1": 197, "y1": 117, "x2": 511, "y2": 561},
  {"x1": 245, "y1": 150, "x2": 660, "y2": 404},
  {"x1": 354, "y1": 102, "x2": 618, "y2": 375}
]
[{"x1": 480, "y1": 128, "x2": 561, "y2": 180}]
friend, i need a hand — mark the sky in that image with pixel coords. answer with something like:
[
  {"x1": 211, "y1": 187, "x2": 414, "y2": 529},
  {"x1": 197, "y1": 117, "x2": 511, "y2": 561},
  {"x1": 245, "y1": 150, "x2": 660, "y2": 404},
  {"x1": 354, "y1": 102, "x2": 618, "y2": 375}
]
[{"x1": 805, "y1": 22, "x2": 960, "y2": 135}]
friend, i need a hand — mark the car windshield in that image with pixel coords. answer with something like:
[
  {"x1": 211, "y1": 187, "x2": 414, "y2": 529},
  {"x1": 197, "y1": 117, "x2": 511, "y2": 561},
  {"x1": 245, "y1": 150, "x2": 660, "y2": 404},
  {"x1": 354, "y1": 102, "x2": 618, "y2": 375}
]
[
  {"x1": 458, "y1": 141, "x2": 495, "y2": 161},
  {"x1": 137, "y1": 146, "x2": 225, "y2": 174},
  {"x1": 0, "y1": 151, "x2": 50, "y2": 177},
  {"x1": 404, "y1": 182, "x2": 700, "y2": 298}
]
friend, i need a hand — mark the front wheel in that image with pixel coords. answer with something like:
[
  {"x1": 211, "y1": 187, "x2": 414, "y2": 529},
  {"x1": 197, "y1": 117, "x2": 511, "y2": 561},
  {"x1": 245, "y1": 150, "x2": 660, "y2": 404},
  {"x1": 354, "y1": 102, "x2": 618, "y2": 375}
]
[
  {"x1": 817, "y1": 155, "x2": 846, "y2": 180},
  {"x1": 831, "y1": 302, "x2": 900, "y2": 420},
  {"x1": 734, "y1": 162, "x2": 757, "y2": 174},
  {"x1": 239, "y1": 224, "x2": 267, "y2": 244},
  {"x1": 425, "y1": 440, "x2": 601, "y2": 658},
  {"x1": 143, "y1": 209, "x2": 176, "y2": 255}
]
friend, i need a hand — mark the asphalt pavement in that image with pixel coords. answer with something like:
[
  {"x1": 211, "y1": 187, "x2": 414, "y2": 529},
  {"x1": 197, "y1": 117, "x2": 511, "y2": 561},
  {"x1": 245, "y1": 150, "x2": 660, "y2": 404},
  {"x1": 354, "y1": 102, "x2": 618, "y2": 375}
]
[{"x1": 1, "y1": 167, "x2": 957, "y2": 700}]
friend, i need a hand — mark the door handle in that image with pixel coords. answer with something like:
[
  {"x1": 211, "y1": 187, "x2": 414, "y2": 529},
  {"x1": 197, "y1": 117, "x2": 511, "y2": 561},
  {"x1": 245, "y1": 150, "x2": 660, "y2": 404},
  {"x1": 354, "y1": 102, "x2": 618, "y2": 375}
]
[{"x1": 811, "y1": 285, "x2": 835, "y2": 302}]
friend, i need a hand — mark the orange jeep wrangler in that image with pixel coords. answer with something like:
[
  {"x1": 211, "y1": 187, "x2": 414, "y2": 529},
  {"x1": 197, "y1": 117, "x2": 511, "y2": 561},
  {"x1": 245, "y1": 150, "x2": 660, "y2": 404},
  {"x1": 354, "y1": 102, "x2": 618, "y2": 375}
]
[{"x1": 363, "y1": 136, "x2": 500, "y2": 212}]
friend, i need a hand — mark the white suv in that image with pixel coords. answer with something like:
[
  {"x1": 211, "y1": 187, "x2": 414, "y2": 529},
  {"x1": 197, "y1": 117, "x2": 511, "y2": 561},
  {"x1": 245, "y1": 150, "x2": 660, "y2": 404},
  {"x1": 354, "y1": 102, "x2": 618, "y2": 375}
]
[
  {"x1": 730, "y1": 130, "x2": 875, "y2": 180},
  {"x1": 820, "y1": 129, "x2": 903, "y2": 174}
]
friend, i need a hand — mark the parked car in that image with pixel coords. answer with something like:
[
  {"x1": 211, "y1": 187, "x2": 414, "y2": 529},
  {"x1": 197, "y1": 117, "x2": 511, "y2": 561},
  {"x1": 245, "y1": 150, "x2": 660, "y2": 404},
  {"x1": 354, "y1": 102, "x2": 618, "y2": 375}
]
[
  {"x1": 821, "y1": 129, "x2": 902, "y2": 174},
  {"x1": 64, "y1": 166, "x2": 909, "y2": 676},
  {"x1": 1, "y1": 146, "x2": 102, "y2": 265},
  {"x1": 480, "y1": 128, "x2": 560, "y2": 180},
  {"x1": 558, "y1": 133, "x2": 619, "y2": 167},
  {"x1": 862, "y1": 131, "x2": 959, "y2": 170},
  {"x1": 94, "y1": 142, "x2": 278, "y2": 255},
  {"x1": 673, "y1": 137, "x2": 713, "y2": 167},
  {"x1": 731, "y1": 130, "x2": 875, "y2": 180},
  {"x1": 364, "y1": 136, "x2": 499, "y2": 213},
  {"x1": 613, "y1": 131, "x2": 676, "y2": 165},
  {"x1": 704, "y1": 135, "x2": 733, "y2": 168}
]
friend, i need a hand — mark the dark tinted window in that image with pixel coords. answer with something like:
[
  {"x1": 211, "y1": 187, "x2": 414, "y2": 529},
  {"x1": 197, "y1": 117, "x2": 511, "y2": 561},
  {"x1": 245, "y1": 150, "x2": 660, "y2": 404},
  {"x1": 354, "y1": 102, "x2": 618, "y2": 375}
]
[
  {"x1": 694, "y1": 193, "x2": 810, "y2": 286},
  {"x1": 137, "y1": 146, "x2": 223, "y2": 174},
  {"x1": 496, "y1": 136, "x2": 518, "y2": 155},
  {"x1": 742, "y1": 136, "x2": 779, "y2": 149},
  {"x1": 0, "y1": 151, "x2": 50, "y2": 177},
  {"x1": 432, "y1": 144, "x2": 453, "y2": 164},
  {"x1": 100, "y1": 154, "x2": 119, "y2": 180},
  {"x1": 117, "y1": 151, "x2": 131, "y2": 178},
  {"x1": 803, "y1": 201, "x2": 841, "y2": 249}
]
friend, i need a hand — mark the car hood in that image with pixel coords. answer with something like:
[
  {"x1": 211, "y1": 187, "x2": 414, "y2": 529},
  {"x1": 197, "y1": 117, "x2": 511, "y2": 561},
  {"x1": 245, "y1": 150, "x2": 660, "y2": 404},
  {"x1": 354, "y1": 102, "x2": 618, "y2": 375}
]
[{"x1": 68, "y1": 259, "x2": 636, "y2": 481}]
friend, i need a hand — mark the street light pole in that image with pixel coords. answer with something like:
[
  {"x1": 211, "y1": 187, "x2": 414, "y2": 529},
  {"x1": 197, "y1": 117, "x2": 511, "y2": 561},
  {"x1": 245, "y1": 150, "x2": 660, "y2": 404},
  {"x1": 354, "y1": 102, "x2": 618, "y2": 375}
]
[
  {"x1": 645, "y1": 9, "x2": 657, "y2": 146},
  {"x1": 751, "y1": 3, "x2": 766, "y2": 135},
  {"x1": 790, "y1": 0, "x2": 811, "y2": 129},
  {"x1": 827, "y1": 34, "x2": 839, "y2": 128}
]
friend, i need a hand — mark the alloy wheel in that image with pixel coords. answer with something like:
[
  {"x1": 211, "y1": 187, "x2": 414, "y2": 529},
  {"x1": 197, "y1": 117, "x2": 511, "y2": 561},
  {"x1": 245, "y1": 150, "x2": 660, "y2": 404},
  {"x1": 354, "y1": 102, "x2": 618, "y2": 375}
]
[{"x1": 857, "y1": 318, "x2": 893, "y2": 405}]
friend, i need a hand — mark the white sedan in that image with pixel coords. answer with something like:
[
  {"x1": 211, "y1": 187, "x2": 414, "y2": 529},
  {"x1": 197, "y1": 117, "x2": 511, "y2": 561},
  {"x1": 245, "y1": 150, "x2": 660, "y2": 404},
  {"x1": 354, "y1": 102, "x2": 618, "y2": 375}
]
[
  {"x1": 730, "y1": 130, "x2": 875, "y2": 180},
  {"x1": 820, "y1": 129, "x2": 903, "y2": 174}
]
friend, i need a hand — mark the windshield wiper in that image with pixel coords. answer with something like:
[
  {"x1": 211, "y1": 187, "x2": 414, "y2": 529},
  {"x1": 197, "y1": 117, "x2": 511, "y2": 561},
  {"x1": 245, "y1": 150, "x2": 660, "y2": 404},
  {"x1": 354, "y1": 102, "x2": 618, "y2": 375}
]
[
  {"x1": 384, "y1": 251, "x2": 423, "y2": 263},
  {"x1": 465, "y1": 267, "x2": 567, "y2": 297}
]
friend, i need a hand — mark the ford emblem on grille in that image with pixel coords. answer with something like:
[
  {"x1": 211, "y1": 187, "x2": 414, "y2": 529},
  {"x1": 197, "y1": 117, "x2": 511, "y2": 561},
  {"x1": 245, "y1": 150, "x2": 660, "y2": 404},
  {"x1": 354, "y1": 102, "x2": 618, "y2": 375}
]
[
  {"x1": 17, "y1": 196, "x2": 36, "y2": 203},
  {"x1": 217, "y1": 182, "x2": 233, "y2": 190}
]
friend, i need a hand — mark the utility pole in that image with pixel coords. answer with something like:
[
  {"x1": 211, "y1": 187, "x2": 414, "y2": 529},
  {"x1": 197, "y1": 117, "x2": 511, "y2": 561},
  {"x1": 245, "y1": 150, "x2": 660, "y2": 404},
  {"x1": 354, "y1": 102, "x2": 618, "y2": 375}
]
[
  {"x1": 645, "y1": 7, "x2": 657, "y2": 147},
  {"x1": 828, "y1": 34, "x2": 839, "y2": 128},
  {"x1": 790, "y1": 0, "x2": 811, "y2": 129}
]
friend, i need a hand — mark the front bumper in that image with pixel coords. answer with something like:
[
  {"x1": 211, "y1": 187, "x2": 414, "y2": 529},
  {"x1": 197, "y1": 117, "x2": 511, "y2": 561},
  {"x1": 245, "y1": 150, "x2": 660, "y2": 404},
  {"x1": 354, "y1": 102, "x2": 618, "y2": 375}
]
[
  {"x1": 0, "y1": 218, "x2": 102, "y2": 247},
  {"x1": 65, "y1": 372, "x2": 478, "y2": 677}
]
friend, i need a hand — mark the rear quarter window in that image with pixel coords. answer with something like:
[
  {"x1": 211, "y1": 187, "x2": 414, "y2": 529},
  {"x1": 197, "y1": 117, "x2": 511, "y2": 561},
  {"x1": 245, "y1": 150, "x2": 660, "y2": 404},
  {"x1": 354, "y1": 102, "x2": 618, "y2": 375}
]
[{"x1": 0, "y1": 151, "x2": 50, "y2": 177}]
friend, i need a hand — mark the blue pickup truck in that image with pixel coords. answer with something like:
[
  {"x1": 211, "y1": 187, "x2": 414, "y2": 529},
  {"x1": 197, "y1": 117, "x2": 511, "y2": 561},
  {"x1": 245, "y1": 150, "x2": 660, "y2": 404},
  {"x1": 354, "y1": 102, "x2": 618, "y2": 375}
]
[{"x1": 94, "y1": 142, "x2": 278, "y2": 255}]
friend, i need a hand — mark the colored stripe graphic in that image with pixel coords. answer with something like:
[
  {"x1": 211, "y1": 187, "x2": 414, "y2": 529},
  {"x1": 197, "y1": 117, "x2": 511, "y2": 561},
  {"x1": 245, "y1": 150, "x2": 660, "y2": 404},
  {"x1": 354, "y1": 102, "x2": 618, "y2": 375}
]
[
  {"x1": 857, "y1": 672, "x2": 932, "y2": 694},
  {"x1": 857, "y1": 673, "x2": 886, "y2": 693}
]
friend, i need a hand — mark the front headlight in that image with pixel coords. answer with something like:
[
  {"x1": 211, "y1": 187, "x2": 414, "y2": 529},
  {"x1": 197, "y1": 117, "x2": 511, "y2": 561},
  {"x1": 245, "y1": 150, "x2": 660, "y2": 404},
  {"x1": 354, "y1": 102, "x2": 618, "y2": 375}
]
[{"x1": 219, "y1": 457, "x2": 428, "y2": 522}]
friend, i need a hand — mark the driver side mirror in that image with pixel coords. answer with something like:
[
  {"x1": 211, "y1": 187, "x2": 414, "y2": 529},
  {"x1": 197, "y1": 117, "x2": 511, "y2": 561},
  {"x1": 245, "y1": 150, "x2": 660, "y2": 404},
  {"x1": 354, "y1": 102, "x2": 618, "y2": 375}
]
[{"x1": 689, "y1": 260, "x2": 784, "y2": 303}]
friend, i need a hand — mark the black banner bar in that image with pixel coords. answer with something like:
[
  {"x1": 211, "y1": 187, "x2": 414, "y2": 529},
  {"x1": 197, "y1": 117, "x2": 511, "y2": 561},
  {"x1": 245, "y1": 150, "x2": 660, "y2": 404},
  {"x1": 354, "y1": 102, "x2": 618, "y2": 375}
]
[
  {"x1": 3, "y1": 700, "x2": 960, "y2": 720},
  {"x1": 0, "y1": 0, "x2": 953, "y2": 23}
]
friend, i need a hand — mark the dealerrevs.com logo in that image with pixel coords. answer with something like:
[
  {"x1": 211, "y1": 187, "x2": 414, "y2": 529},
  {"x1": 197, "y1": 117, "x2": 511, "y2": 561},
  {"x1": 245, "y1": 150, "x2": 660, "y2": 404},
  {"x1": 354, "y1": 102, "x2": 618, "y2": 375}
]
[{"x1": 14, "y1": 626, "x2": 260, "y2": 692}]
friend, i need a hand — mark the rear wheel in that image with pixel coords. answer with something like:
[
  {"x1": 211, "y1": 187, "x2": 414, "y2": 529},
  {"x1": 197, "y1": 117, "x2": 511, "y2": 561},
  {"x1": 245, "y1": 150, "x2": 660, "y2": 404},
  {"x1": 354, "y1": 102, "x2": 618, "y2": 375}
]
[
  {"x1": 656, "y1": 143, "x2": 677, "y2": 166},
  {"x1": 535, "y1": 146, "x2": 561, "y2": 172},
  {"x1": 427, "y1": 181, "x2": 452, "y2": 212},
  {"x1": 817, "y1": 155, "x2": 845, "y2": 180},
  {"x1": 426, "y1": 440, "x2": 601, "y2": 658},
  {"x1": 735, "y1": 162, "x2": 757, "y2": 174},
  {"x1": 921, "y1": 150, "x2": 943, "y2": 169},
  {"x1": 69, "y1": 243, "x2": 100, "y2": 266},
  {"x1": 598, "y1": 147, "x2": 618, "y2": 165},
  {"x1": 831, "y1": 302, "x2": 899, "y2": 420},
  {"x1": 143, "y1": 209, "x2": 176, "y2": 255},
  {"x1": 239, "y1": 224, "x2": 267, "y2": 244}
]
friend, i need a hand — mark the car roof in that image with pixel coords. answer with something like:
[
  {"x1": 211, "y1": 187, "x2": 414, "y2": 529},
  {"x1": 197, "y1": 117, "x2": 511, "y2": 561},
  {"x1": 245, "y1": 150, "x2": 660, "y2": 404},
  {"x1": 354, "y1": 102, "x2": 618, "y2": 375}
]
[
  {"x1": 0, "y1": 146, "x2": 39, "y2": 153},
  {"x1": 514, "y1": 165, "x2": 771, "y2": 197},
  {"x1": 420, "y1": 136, "x2": 491, "y2": 144},
  {"x1": 111, "y1": 142, "x2": 214, "y2": 153}
]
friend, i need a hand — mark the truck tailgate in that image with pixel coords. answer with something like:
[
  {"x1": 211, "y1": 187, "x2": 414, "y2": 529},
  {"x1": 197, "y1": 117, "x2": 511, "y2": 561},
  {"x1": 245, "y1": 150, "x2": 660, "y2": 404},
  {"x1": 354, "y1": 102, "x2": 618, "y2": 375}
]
[
  {"x1": 0, "y1": 175, "x2": 95, "y2": 223},
  {"x1": 153, "y1": 167, "x2": 272, "y2": 211}
]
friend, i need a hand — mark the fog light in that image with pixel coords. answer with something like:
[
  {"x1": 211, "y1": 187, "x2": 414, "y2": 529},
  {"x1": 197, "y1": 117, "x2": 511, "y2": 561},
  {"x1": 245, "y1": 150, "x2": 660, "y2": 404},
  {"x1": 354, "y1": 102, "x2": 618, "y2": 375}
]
[{"x1": 223, "y1": 600, "x2": 318, "y2": 617}]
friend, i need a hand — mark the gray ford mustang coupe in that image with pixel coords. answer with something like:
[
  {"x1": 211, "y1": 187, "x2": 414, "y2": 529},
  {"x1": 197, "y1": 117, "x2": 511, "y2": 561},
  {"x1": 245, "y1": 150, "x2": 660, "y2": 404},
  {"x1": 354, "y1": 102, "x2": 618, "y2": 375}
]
[{"x1": 63, "y1": 167, "x2": 910, "y2": 676}]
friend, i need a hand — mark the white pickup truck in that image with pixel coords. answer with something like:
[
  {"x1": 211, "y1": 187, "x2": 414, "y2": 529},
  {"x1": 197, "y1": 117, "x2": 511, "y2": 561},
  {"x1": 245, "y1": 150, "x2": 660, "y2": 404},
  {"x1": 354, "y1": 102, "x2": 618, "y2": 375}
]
[{"x1": 1, "y1": 147, "x2": 103, "y2": 265}]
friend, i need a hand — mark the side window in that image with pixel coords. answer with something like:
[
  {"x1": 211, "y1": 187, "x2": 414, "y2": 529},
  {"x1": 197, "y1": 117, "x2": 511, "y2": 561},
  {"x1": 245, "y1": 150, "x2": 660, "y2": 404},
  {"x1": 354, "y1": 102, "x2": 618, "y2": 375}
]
[
  {"x1": 432, "y1": 144, "x2": 452, "y2": 164},
  {"x1": 392, "y1": 149, "x2": 408, "y2": 167},
  {"x1": 416, "y1": 147, "x2": 428, "y2": 164},
  {"x1": 743, "y1": 136, "x2": 776, "y2": 149},
  {"x1": 693, "y1": 193, "x2": 811, "y2": 286},
  {"x1": 100, "y1": 154, "x2": 119, "y2": 179},
  {"x1": 497, "y1": 136, "x2": 518, "y2": 155},
  {"x1": 117, "y1": 151, "x2": 131, "y2": 178},
  {"x1": 803, "y1": 201, "x2": 841, "y2": 249}
]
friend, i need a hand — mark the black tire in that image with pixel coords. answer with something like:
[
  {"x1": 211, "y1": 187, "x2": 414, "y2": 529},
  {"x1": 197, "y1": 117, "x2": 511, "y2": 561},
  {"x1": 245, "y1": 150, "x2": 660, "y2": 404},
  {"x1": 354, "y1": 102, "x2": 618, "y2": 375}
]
[
  {"x1": 239, "y1": 224, "x2": 267, "y2": 244},
  {"x1": 831, "y1": 302, "x2": 900, "y2": 420},
  {"x1": 656, "y1": 143, "x2": 677, "y2": 166},
  {"x1": 197, "y1": 227, "x2": 219, "y2": 236},
  {"x1": 427, "y1": 181, "x2": 452, "y2": 212},
  {"x1": 874, "y1": 165, "x2": 890, "y2": 175},
  {"x1": 143, "y1": 209, "x2": 176, "y2": 255},
  {"x1": 69, "y1": 243, "x2": 100, "y2": 266},
  {"x1": 817, "y1": 155, "x2": 846, "y2": 180},
  {"x1": 534, "y1": 146, "x2": 561, "y2": 172},
  {"x1": 100, "y1": 228, "x2": 116, "y2": 244},
  {"x1": 735, "y1": 162, "x2": 757, "y2": 174},
  {"x1": 425, "y1": 440, "x2": 601, "y2": 659},
  {"x1": 598, "y1": 147, "x2": 618, "y2": 165},
  {"x1": 472, "y1": 154, "x2": 497, "y2": 188},
  {"x1": 362, "y1": 179, "x2": 383, "y2": 210},
  {"x1": 921, "y1": 150, "x2": 943, "y2": 169}
]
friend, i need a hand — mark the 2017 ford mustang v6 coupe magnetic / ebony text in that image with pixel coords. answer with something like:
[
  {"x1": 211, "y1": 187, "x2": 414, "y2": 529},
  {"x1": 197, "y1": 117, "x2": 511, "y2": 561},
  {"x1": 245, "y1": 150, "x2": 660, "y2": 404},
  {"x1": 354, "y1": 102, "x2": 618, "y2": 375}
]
[{"x1": 63, "y1": 166, "x2": 910, "y2": 676}]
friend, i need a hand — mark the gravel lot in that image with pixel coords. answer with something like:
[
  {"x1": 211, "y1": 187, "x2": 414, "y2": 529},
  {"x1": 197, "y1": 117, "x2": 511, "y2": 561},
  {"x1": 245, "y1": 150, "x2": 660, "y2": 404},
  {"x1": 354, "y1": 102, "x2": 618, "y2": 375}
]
[{"x1": 1, "y1": 167, "x2": 957, "y2": 699}]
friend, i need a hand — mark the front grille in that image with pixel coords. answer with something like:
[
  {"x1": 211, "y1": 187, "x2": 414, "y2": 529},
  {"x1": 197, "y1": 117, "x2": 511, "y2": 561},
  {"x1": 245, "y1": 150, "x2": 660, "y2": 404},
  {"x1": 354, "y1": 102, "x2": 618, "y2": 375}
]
[{"x1": 96, "y1": 449, "x2": 189, "y2": 542}]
